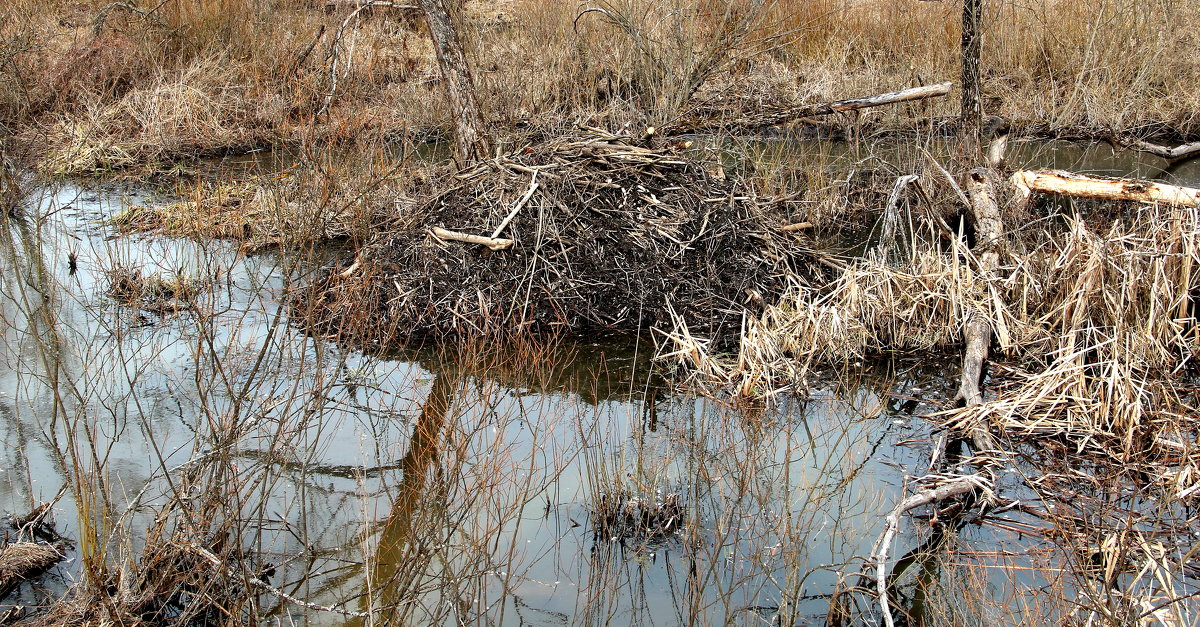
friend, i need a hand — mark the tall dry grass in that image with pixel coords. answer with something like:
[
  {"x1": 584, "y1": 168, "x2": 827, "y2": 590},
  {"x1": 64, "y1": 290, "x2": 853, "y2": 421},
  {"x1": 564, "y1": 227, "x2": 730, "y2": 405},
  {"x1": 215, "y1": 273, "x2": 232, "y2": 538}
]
[{"x1": 2, "y1": 0, "x2": 1198, "y2": 174}]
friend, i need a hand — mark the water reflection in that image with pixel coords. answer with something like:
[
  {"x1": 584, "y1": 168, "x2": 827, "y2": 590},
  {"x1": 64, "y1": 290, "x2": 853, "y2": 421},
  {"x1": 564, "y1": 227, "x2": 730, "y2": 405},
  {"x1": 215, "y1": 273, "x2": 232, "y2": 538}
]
[{"x1": 0, "y1": 153, "x2": 1137, "y2": 623}]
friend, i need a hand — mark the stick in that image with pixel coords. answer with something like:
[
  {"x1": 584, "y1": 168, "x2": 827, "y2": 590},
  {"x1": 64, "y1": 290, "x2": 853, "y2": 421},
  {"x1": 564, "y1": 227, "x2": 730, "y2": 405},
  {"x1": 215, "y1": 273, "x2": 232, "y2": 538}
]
[
  {"x1": 1010, "y1": 169, "x2": 1200, "y2": 208},
  {"x1": 780, "y1": 221, "x2": 813, "y2": 232},
  {"x1": 431, "y1": 227, "x2": 513, "y2": 251},
  {"x1": 874, "y1": 174, "x2": 920, "y2": 260},
  {"x1": 324, "y1": 0, "x2": 418, "y2": 9},
  {"x1": 491, "y1": 173, "x2": 538, "y2": 239}
]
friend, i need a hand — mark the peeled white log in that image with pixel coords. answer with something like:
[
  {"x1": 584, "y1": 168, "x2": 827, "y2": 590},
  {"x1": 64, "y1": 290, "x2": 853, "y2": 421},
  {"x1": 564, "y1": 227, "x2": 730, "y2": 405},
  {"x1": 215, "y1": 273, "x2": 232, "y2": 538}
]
[{"x1": 1011, "y1": 170, "x2": 1200, "y2": 208}]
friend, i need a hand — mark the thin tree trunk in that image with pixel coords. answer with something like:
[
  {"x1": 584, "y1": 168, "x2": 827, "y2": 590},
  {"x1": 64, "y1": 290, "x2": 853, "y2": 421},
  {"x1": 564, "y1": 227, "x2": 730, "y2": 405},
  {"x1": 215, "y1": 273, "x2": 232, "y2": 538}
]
[
  {"x1": 416, "y1": 0, "x2": 492, "y2": 165},
  {"x1": 960, "y1": 0, "x2": 983, "y2": 153}
]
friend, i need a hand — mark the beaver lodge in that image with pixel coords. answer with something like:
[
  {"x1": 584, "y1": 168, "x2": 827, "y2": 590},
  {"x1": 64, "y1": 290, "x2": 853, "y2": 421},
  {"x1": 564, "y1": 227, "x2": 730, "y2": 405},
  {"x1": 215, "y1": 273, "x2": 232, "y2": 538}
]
[{"x1": 302, "y1": 128, "x2": 812, "y2": 348}]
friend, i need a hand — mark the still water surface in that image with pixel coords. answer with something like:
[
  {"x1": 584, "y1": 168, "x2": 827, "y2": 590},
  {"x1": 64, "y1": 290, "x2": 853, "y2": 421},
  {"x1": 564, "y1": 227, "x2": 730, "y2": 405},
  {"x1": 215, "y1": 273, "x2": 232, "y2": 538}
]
[{"x1": 1, "y1": 139, "x2": 1193, "y2": 624}]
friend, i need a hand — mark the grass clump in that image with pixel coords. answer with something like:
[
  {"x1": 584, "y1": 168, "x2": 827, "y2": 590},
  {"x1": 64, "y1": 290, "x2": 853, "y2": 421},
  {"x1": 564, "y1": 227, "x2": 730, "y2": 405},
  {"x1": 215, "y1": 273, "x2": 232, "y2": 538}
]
[
  {"x1": 0, "y1": 542, "x2": 63, "y2": 599},
  {"x1": 111, "y1": 168, "x2": 385, "y2": 250},
  {"x1": 104, "y1": 266, "x2": 203, "y2": 313}
]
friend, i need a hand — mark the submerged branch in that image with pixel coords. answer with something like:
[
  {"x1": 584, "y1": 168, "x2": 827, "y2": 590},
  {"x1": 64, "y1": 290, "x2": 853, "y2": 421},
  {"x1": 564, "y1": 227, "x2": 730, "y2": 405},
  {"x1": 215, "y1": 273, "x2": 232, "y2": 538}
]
[
  {"x1": 873, "y1": 475, "x2": 992, "y2": 627},
  {"x1": 1117, "y1": 137, "x2": 1200, "y2": 163}
]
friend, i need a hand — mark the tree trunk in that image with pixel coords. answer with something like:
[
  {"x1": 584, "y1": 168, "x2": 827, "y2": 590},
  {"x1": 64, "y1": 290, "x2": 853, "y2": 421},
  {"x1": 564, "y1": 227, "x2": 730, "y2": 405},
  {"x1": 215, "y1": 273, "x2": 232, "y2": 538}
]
[
  {"x1": 960, "y1": 0, "x2": 983, "y2": 153},
  {"x1": 416, "y1": 0, "x2": 492, "y2": 165}
]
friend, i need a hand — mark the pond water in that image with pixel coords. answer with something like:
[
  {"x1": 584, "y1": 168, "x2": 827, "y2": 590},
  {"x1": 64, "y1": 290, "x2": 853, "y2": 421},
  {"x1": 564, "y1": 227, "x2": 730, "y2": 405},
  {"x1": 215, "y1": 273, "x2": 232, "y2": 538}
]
[{"x1": 0, "y1": 140, "x2": 1195, "y2": 624}]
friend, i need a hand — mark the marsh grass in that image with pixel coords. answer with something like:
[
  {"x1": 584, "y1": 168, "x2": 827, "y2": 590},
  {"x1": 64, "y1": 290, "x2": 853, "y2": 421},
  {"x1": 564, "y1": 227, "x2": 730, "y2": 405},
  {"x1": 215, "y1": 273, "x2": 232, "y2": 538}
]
[
  {"x1": 103, "y1": 265, "x2": 203, "y2": 313},
  {"x1": 2, "y1": 0, "x2": 1198, "y2": 175}
]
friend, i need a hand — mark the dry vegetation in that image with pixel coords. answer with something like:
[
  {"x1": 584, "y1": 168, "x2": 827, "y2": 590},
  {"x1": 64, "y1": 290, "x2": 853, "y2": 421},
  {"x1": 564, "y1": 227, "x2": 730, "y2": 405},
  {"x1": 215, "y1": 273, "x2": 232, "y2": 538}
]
[
  {"x1": 0, "y1": 0, "x2": 1197, "y2": 175},
  {"x1": 300, "y1": 128, "x2": 808, "y2": 347},
  {"x1": 5, "y1": 0, "x2": 1200, "y2": 624}
]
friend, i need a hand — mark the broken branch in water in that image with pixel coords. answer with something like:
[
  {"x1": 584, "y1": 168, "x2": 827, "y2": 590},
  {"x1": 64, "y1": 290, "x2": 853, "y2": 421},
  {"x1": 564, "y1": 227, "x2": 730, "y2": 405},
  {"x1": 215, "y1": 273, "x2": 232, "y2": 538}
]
[
  {"x1": 872, "y1": 474, "x2": 992, "y2": 627},
  {"x1": 431, "y1": 226, "x2": 514, "y2": 251},
  {"x1": 1116, "y1": 137, "x2": 1200, "y2": 163},
  {"x1": 1011, "y1": 169, "x2": 1200, "y2": 208},
  {"x1": 670, "y1": 82, "x2": 952, "y2": 134}
]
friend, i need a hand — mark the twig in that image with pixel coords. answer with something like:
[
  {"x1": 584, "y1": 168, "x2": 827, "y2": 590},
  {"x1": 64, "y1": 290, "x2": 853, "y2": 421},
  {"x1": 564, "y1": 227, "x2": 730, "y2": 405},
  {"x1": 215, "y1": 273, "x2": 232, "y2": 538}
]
[
  {"x1": 293, "y1": 24, "x2": 327, "y2": 76},
  {"x1": 92, "y1": 1, "x2": 169, "y2": 36},
  {"x1": 491, "y1": 173, "x2": 539, "y2": 239},
  {"x1": 318, "y1": 0, "x2": 378, "y2": 116}
]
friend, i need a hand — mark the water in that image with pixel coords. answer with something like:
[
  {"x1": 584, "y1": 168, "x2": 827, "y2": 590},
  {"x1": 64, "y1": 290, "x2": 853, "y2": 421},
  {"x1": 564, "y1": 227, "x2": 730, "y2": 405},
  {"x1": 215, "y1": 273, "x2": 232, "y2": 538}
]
[{"x1": 2, "y1": 139, "x2": 1194, "y2": 624}]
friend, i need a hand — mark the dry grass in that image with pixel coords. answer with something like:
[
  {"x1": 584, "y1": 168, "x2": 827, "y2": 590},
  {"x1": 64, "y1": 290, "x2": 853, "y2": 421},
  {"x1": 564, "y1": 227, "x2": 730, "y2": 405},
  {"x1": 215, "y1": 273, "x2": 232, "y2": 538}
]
[
  {"x1": 104, "y1": 265, "x2": 203, "y2": 313},
  {"x1": 0, "y1": 542, "x2": 63, "y2": 597},
  {"x1": 1, "y1": 0, "x2": 1198, "y2": 175},
  {"x1": 938, "y1": 201, "x2": 1200, "y2": 458}
]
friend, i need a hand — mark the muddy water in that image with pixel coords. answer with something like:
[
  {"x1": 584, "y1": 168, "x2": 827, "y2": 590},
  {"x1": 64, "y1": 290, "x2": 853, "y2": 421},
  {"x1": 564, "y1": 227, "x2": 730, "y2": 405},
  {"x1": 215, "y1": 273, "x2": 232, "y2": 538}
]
[{"x1": 1, "y1": 141, "x2": 1195, "y2": 624}]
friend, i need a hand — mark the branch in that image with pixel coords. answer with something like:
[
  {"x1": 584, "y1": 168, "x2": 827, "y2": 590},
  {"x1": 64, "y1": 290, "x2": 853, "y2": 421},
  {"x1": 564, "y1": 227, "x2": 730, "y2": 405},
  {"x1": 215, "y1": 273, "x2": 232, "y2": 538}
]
[
  {"x1": 430, "y1": 227, "x2": 513, "y2": 251},
  {"x1": 1011, "y1": 170, "x2": 1200, "y2": 208},
  {"x1": 1117, "y1": 137, "x2": 1200, "y2": 163},
  {"x1": 873, "y1": 475, "x2": 991, "y2": 627}
]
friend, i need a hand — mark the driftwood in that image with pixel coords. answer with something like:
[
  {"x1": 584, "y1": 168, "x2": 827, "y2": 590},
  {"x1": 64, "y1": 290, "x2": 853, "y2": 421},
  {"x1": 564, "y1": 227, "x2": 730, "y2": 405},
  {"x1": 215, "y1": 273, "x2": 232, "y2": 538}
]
[
  {"x1": 1118, "y1": 137, "x2": 1200, "y2": 163},
  {"x1": 670, "y1": 83, "x2": 953, "y2": 134},
  {"x1": 873, "y1": 168, "x2": 1003, "y2": 627},
  {"x1": 324, "y1": 0, "x2": 418, "y2": 9},
  {"x1": 873, "y1": 475, "x2": 989, "y2": 627},
  {"x1": 1011, "y1": 170, "x2": 1200, "y2": 208},
  {"x1": 430, "y1": 227, "x2": 513, "y2": 251}
]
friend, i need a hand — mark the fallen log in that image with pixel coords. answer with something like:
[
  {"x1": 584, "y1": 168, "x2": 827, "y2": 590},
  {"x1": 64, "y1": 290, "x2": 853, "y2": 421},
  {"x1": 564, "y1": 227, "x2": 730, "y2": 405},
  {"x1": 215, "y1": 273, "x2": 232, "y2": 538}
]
[
  {"x1": 430, "y1": 226, "x2": 513, "y2": 251},
  {"x1": 1011, "y1": 170, "x2": 1200, "y2": 208},
  {"x1": 957, "y1": 169, "x2": 1001, "y2": 412},
  {"x1": 669, "y1": 82, "x2": 953, "y2": 135},
  {"x1": 1117, "y1": 137, "x2": 1200, "y2": 163}
]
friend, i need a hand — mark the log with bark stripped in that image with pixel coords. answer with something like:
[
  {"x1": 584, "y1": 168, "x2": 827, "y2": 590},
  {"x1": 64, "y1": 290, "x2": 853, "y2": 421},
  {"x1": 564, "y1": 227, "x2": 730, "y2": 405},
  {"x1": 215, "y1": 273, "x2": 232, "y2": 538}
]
[{"x1": 1011, "y1": 170, "x2": 1200, "y2": 208}]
